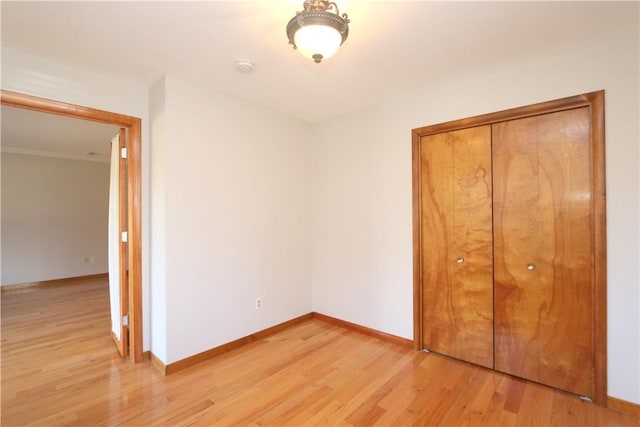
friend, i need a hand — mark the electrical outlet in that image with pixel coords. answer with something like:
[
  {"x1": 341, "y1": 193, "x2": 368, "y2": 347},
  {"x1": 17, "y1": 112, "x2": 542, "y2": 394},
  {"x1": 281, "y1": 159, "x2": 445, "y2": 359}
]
[{"x1": 255, "y1": 297, "x2": 262, "y2": 310}]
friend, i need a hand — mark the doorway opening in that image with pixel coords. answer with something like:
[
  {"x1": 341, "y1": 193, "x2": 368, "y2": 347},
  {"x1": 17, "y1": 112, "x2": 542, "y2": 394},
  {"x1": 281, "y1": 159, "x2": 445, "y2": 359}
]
[{"x1": 1, "y1": 89, "x2": 144, "y2": 362}]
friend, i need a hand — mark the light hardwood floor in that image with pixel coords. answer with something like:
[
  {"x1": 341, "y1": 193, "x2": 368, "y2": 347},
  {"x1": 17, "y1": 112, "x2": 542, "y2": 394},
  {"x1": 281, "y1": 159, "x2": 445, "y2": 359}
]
[{"x1": 1, "y1": 278, "x2": 638, "y2": 426}]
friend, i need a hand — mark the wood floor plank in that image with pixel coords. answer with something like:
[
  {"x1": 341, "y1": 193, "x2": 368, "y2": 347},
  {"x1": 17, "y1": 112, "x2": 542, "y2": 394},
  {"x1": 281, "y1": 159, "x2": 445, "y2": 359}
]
[{"x1": 2, "y1": 279, "x2": 638, "y2": 426}]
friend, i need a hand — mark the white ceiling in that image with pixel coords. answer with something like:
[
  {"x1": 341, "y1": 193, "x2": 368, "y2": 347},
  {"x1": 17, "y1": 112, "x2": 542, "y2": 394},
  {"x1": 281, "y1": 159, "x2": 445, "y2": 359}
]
[
  {"x1": 1, "y1": 106, "x2": 119, "y2": 162},
  {"x1": 1, "y1": 1, "x2": 637, "y2": 156}
]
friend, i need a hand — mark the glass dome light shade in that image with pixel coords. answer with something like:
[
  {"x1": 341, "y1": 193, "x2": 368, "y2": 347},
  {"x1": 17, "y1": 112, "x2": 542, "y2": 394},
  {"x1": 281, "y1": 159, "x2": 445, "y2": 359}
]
[
  {"x1": 294, "y1": 24, "x2": 342, "y2": 63},
  {"x1": 286, "y1": 2, "x2": 350, "y2": 64}
]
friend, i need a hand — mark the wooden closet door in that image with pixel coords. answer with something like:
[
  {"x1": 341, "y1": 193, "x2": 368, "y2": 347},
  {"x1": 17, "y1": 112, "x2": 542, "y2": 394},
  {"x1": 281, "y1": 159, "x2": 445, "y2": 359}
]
[
  {"x1": 493, "y1": 107, "x2": 594, "y2": 398},
  {"x1": 420, "y1": 126, "x2": 494, "y2": 368}
]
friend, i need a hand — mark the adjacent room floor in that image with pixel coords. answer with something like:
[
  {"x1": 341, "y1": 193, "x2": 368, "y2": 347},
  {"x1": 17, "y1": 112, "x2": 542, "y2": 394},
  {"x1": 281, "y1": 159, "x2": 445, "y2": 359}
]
[{"x1": 1, "y1": 278, "x2": 637, "y2": 426}]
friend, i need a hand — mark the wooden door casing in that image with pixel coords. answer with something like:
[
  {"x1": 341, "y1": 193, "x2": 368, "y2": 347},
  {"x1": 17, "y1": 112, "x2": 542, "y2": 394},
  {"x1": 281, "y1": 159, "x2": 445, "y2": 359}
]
[
  {"x1": 118, "y1": 127, "x2": 129, "y2": 358},
  {"x1": 419, "y1": 126, "x2": 494, "y2": 369},
  {"x1": 493, "y1": 108, "x2": 594, "y2": 398}
]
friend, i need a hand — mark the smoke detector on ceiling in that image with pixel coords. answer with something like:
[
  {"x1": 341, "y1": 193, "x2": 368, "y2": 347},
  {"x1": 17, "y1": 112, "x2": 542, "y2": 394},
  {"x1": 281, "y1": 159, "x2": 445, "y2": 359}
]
[{"x1": 234, "y1": 58, "x2": 254, "y2": 73}]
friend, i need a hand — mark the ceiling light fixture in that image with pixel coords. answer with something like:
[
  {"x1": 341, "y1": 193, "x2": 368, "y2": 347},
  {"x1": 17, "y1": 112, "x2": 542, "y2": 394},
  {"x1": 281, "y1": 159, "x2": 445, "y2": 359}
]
[{"x1": 286, "y1": 0, "x2": 350, "y2": 64}]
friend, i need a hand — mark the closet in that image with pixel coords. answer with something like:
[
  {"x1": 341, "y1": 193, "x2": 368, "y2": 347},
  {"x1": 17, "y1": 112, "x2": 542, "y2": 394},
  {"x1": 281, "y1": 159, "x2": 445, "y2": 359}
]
[{"x1": 412, "y1": 91, "x2": 606, "y2": 405}]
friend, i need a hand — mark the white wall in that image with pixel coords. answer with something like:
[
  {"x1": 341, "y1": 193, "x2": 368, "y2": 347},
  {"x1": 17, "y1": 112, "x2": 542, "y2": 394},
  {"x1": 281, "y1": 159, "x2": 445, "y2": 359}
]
[
  {"x1": 1, "y1": 154, "x2": 109, "y2": 284},
  {"x1": 151, "y1": 75, "x2": 312, "y2": 364},
  {"x1": 311, "y1": 28, "x2": 640, "y2": 404},
  {"x1": 1, "y1": 47, "x2": 151, "y2": 349},
  {"x1": 149, "y1": 78, "x2": 168, "y2": 363}
]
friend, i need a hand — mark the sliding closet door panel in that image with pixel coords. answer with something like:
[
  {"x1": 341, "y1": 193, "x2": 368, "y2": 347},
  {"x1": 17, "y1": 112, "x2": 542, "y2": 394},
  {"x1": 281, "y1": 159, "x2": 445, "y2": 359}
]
[
  {"x1": 421, "y1": 126, "x2": 493, "y2": 368},
  {"x1": 493, "y1": 107, "x2": 594, "y2": 397}
]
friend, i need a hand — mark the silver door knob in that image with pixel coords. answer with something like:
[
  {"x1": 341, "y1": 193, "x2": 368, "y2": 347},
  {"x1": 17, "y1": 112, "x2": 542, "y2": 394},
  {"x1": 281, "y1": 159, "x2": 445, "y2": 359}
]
[
  {"x1": 527, "y1": 263, "x2": 535, "y2": 270},
  {"x1": 456, "y1": 257, "x2": 464, "y2": 264}
]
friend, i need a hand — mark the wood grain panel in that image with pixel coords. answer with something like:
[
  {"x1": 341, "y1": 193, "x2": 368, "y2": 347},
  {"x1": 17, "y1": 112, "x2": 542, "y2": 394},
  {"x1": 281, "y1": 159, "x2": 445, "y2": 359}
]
[
  {"x1": 420, "y1": 126, "x2": 493, "y2": 368},
  {"x1": 536, "y1": 108, "x2": 593, "y2": 396},
  {"x1": 493, "y1": 116, "x2": 541, "y2": 381},
  {"x1": 451, "y1": 127, "x2": 494, "y2": 368},
  {"x1": 493, "y1": 108, "x2": 594, "y2": 398},
  {"x1": 420, "y1": 131, "x2": 455, "y2": 357}
]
